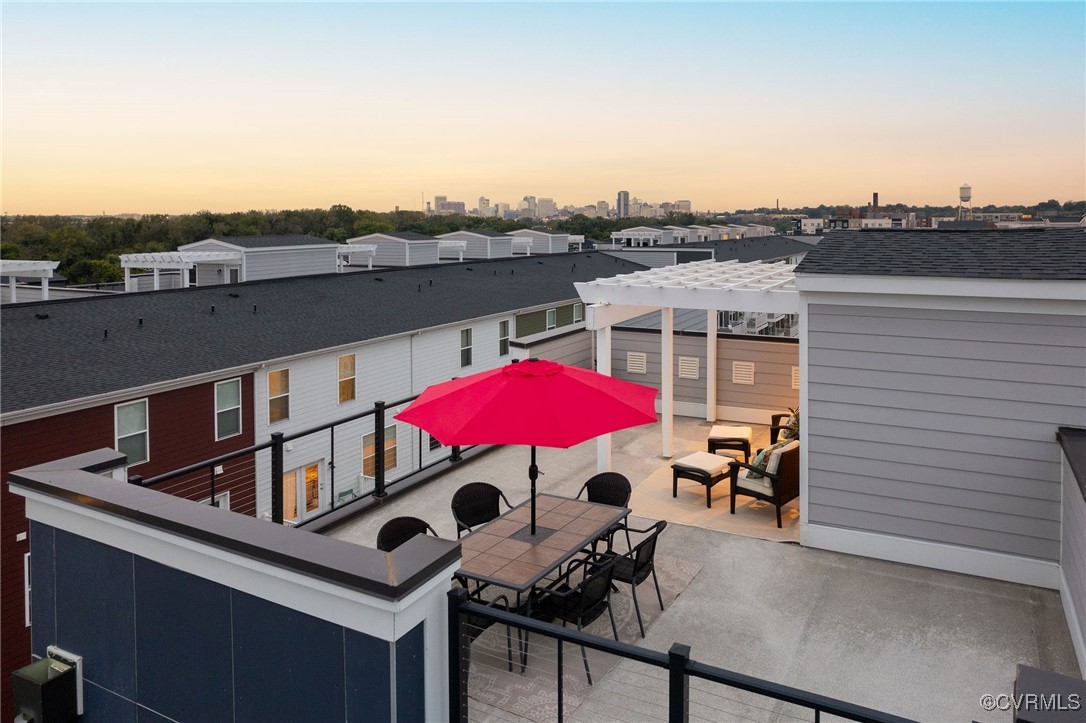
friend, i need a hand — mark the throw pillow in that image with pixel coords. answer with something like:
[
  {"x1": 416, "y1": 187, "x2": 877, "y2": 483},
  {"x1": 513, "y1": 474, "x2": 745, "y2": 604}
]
[
  {"x1": 746, "y1": 440, "x2": 790, "y2": 479},
  {"x1": 780, "y1": 407, "x2": 800, "y2": 441}
]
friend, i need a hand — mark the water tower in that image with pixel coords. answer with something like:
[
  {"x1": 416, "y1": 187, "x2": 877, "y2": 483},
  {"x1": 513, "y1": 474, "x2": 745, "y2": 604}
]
[{"x1": 958, "y1": 183, "x2": 973, "y2": 220}]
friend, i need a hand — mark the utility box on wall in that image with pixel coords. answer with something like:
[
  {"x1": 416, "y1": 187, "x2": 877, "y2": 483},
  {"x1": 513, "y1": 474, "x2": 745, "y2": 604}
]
[{"x1": 12, "y1": 655, "x2": 77, "y2": 723}]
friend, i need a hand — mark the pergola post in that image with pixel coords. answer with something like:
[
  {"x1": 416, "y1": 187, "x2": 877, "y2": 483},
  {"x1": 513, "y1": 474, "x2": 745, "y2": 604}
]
[
  {"x1": 706, "y1": 309, "x2": 717, "y2": 422},
  {"x1": 41, "y1": 278, "x2": 49, "y2": 301},
  {"x1": 661, "y1": 307, "x2": 674, "y2": 458},
  {"x1": 9, "y1": 277, "x2": 16, "y2": 304},
  {"x1": 595, "y1": 326, "x2": 613, "y2": 472},
  {"x1": 153, "y1": 268, "x2": 160, "y2": 290},
  {"x1": 124, "y1": 267, "x2": 132, "y2": 293},
  {"x1": 181, "y1": 267, "x2": 190, "y2": 288}
]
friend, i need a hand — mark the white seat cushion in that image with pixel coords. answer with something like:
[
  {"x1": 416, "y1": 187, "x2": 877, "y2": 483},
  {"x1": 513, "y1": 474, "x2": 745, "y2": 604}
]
[
  {"x1": 709, "y1": 425, "x2": 753, "y2": 442},
  {"x1": 736, "y1": 469, "x2": 773, "y2": 494},
  {"x1": 672, "y1": 451, "x2": 732, "y2": 477}
]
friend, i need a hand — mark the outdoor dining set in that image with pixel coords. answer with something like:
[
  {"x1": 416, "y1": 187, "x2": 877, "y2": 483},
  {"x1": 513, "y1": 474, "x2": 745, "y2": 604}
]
[{"x1": 375, "y1": 473, "x2": 667, "y2": 684}]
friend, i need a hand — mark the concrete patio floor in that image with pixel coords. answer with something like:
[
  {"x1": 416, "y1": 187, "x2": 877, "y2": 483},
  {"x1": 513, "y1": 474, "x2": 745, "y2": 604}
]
[{"x1": 326, "y1": 416, "x2": 1081, "y2": 722}]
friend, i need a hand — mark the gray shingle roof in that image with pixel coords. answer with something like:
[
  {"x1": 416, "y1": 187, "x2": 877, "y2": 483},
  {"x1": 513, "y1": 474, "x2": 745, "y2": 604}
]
[
  {"x1": 440, "y1": 229, "x2": 511, "y2": 238},
  {"x1": 381, "y1": 231, "x2": 438, "y2": 241},
  {"x1": 795, "y1": 228, "x2": 1086, "y2": 280},
  {"x1": 1, "y1": 253, "x2": 646, "y2": 414},
  {"x1": 201, "y1": 235, "x2": 335, "y2": 248}
]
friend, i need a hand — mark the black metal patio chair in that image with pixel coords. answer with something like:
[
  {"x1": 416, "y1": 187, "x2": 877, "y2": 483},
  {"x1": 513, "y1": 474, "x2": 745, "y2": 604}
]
[
  {"x1": 451, "y1": 482, "x2": 513, "y2": 538},
  {"x1": 600, "y1": 520, "x2": 667, "y2": 639},
  {"x1": 529, "y1": 552, "x2": 618, "y2": 685},
  {"x1": 376, "y1": 516, "x2": 438, "y2": 552},
  {"x1": 576, "y1": 472, "x2": 633, "y2": 550}
]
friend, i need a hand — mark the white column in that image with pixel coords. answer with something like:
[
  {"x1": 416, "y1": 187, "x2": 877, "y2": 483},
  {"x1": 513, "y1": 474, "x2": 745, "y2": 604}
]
[
  {"x1": 181, "y1": 267, "x2": 190, "y2": 288},
  {"x1": 661, "y1": 307, "x2": 674, "y2": 457},
  {"x1": 153, "y1": 268, "x2": 160, "y2": 290},
  {"x1": 596, "y1": 326, "x2": 613, "y2": 472},
  {"x1": 124, "y1": 267, "x2": 131, "y2": 293},
  {"x1": 706, "y1": 309, "x2": 717, "y2": 422},
  {"x1": 9, "y1": 277, "x2": 16, "y2": 304},
  {"x1": 42, "y1": 278, "x2": 50, "y2": 301}
]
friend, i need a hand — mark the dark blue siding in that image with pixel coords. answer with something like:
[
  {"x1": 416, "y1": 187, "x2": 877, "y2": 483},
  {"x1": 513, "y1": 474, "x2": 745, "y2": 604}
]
[
  {"x1": 345, "y1": 628, "x2": 391, "y2": 721},
  {"x1": 395, "y1": 622, "x2": 426, "y2": 722},
  {"x1": 81, "y1": 682, "x2": 137, "y2": 723},
  {"x1": 29, "y1": 521, "x2": 56, "y2": 657}
]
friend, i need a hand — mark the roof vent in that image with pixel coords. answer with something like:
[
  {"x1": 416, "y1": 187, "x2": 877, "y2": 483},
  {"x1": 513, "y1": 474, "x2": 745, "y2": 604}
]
[
  {"x1": 678, "y1": 356, "x2": 699, "y2": 380},
  {"x1": 627, "y1": 352, "x2": 648, "y2": 375},
  {"x1": 34, "y1": 313, "x2": 49, "y2": 320},
  {"x1": 732, "y1": 361, "x2": 755, "y2": 386}
]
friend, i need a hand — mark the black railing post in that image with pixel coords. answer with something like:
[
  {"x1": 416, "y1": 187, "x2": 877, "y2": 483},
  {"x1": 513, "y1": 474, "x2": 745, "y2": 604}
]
[
  {"x1": 557, "y1": 639, "x2": 564, "y2": 723},
  {"x1": 668, "y1": 643, "x2": 690, "y2": 723},
  {"x1": 329, "y1": 425, "x2": 336, "y2": 508},
  {"x1": 127, "y1": 474, "x2": 143, "y2": 486},
  {"x1": 373, "y1": 401, "x2": 387, "y2": 499},
  {"x1": 209, "y1": 464, "x2": 217, "y2": 506},
  {"x1": 270, "y1": 432, "x2": 285, "y2": 524},
  {"x1": 450, "y1": 445, "x2": 462, "y2": 462},
  {"x1": 447, "y1": 588, "x2": 469, "y2": 723}
]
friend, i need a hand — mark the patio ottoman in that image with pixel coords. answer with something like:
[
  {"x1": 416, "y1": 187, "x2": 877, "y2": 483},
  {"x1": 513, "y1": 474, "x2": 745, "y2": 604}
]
[
  {"x1": 672, "y1": 451, "x2": 737, "y2": 509},
  {"x1": 708, "y1": 425, "x2": 753, "y2": 463}
]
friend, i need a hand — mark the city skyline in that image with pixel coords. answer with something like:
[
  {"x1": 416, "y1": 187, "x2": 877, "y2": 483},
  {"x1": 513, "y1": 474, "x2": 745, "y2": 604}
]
[{"x1": 2, "y1": 2, "x2": 1083, "y2": 215}]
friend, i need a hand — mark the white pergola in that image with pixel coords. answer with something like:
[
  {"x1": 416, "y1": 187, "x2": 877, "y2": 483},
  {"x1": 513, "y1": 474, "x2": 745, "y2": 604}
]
[
  {"x1": 337, "y1": 244, "x2": 377, "y2": 271},
  {"x1": 119, "y1": 251, "x2": 243, "y2": 291},
  {"x1": 437, "y1": 239, "x2": 467, "y2": 262},
  {"x1": 574, "y1": 259, "x2": 800, "y2": 470},
  {"x1": 0, "y1": 259, "x2": 61, "y2": 302}
]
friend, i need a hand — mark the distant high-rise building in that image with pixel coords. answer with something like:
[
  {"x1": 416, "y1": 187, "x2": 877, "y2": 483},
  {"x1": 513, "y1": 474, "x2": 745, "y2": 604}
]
[
  {"x1": 478, "y1": 196, "x2": 491, "y2": 216},
  {"x1": 537, "y1": 197, "x2": 557, "y2": 217},
  {"x1": 434, "y1": 195, "x2": 447, "y2": 213},
  {"x1": 596, "y1": 200, "x2": 609, "y2": 216},
  {"x1": 676, "y1": 200, "x2": 692, "y2": 213},
  {"x1": 520, "y1": 196, "x2": 537, "y2": 218},
  {"x1": 617, "y1": 191, "x2": 630, "y2": 218}
]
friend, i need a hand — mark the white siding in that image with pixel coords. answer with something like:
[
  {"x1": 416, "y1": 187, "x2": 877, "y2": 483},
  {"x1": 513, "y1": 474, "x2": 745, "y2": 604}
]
[
  {"x1": 253, "y1": 314, "x2": 518, "y2": 518},
  {"x1": 600, "y1": 251, "x2": 680, "y2": 268},
  {"x1": 806, "y1": 304, "x2": 1086, "y2": 563},
  {"x1": 245, "y1": 248, "x2": 338, "y2": 280}
]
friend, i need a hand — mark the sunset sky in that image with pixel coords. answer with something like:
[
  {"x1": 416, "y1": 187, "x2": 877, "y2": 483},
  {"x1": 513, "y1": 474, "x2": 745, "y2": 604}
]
[{"x1": 2, "y1": 2, "x2": 1083, "y2": 215}]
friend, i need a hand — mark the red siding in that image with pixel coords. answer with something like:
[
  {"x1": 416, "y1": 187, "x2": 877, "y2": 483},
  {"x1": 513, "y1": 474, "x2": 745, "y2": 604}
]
[{"x1": 0, "y1": 374, "x2": 255, "y2": 713}]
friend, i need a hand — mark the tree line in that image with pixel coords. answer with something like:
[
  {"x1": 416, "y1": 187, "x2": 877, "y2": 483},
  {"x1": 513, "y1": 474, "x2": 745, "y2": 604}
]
[{"x1": 1, "y1": 200, "x2": 1081, "y2": 285}]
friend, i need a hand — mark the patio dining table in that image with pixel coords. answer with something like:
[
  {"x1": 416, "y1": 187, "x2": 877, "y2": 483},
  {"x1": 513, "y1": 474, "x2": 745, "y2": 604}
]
[{"x1": 456, "y1": 493, "x2": 630, "y2": 595}]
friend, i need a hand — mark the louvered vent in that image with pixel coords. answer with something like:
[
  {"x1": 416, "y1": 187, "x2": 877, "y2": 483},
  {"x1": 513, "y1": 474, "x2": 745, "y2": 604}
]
[
  {"x1": 732, "y1": 361, "x2": 755, "y2": 385},
  {"x1": 791, "y1": 366, "x2": 800, "y2": 390},
  {"x1": 627, "y1": 352, "x2": 648, "y2": 375},
  {"x1": 678, "y1": 356, "x2": 699, "y2": 380}
]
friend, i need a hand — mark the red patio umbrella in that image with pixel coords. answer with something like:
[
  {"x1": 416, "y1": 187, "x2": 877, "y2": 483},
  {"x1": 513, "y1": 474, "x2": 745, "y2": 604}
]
[{"x1": 395, "y1": 358, "x2": 658, "y2": 534}]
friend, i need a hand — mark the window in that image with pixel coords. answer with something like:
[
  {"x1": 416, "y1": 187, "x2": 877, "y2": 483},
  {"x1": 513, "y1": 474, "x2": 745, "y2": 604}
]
[
  {"x1": 498, "y1": 320, "x2": 510, "y2": 356},
  {"x1": 215, "y1": 379, "x2": 242, "y2": 440},
  {"x1": 546, "y1": 308, "x2": 557, "y2": 330},
  {"x1": 573, "y1": 303, "x2": 583, "y2": 323},
  {"x1": 363, "y1": 425, "x2": 398, "y2": 476},
  {"x1": 115, "y1": 399, "x2": 149, "y2": 465},
  {"x1": 338, "y1": 354, "x2": 356, "y2": 404},
  {"x1": 429, "y1": 434, "x2": 443, "y2": 452},
  {"x1": 460, "y1": 328, "x2": 472, "y2": 367},
  {"x1": 268, "y1": 369, "x2": 290, "y2": 423}
]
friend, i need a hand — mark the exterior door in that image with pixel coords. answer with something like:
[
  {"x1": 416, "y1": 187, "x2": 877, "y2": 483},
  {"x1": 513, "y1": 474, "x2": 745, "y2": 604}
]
[{"x1": 282, "y1": 462, "x2": 324, "y2": 523}]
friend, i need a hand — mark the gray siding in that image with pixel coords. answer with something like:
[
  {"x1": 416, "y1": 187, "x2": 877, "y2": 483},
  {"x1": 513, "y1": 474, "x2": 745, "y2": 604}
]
[
  {"x1": 1062, "y1": 455, "x2": 1086, "y2": 669},
  {"x1": 601, "y1": 251, "x2": 681, "y2": 268},
  {"x1": 611, "y1": 329, "x2": 799, "y2": 412},
  {"x1": 523, "y1": 330, "x2": 592, "y2": 368},
  {"x1": 807, "y1": 303, "x2": 1086, "y2": 562},
  {"x1": 440, "y1": 233, "x2": 513, "y2": 259},
  {"x1": 245, "y1": 248, "x2": 338, "y2": 280},
  {"x1": 370, "y1": 240, "x2": 440, "y2": 267}
]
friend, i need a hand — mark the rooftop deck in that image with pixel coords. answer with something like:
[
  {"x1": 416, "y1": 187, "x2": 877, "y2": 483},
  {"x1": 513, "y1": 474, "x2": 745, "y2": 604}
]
[{"x1": 327, "y1": 417, "x2": 1080, "y2": 721}]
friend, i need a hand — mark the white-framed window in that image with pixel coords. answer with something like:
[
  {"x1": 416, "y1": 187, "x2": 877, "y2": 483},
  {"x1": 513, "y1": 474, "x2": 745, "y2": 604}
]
[
  {"x1": 200, "y1": 490, "x2": 231, "y2": 510},
  {"x1": 546, "y1": 309, "x2": 557, "y2": 330},
  {"x1": 115, "y1": 398, "x2": 149, "y2": 465},
  {"x1": 573, "y1": 303, "x2": 583, "y2": 323},
  {"x1": 363, "y1": 425, "x2": 398, "y2": 476},
  {"x1": 498, "y1": 320, "x2": 510, "y2": 357},
  {"x1": 338, "y1": 354, "x2": 356, "y2": 404},
  {"x1": 215, "y1": 378, "x2": 242, "y2": 441},
  {"x1": 460, "y1": 328, "x2": 473, "y2": 367},
  {"x1": 268, "y1": 369, "x2": 290, "y2": 423}
]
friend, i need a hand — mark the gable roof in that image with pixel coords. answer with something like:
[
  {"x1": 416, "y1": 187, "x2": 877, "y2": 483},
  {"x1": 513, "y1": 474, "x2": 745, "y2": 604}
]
[
  {"x1": 351, "y1": 231, "x2": 439, "y2": 243},
  {"x1": 795, "y1": 228, "x2": 1086, "y2": 280},
  {"x1": 1, "y1": 253, "x2": 647, "y2": 415},
  {"x1": 185, "y1": 235, "x2": 335, "y2": 249},
  {"x1": 437, "y1": 229, "x2": 512, "y2": 239}
]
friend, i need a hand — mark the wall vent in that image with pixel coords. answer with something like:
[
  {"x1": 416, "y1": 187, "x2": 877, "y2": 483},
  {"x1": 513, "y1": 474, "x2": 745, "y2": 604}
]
[
  {"x1": 678, "y1": 356, "x2": 699, "y2": 380},
  {"x1": 791, "y1": 366, "x2": 800, "y2": 390},
  {"x1": 627, "y1": 352, "x2": 648, "y2": 375},
  {"x1": 732, "y1": 361, "x2": 755, "y2": 385}
]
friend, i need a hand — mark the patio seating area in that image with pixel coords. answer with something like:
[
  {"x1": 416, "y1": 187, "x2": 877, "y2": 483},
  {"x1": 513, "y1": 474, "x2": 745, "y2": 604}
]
[{"x1": 326, "y1": 415, "x2": 1080, "y2": 721}]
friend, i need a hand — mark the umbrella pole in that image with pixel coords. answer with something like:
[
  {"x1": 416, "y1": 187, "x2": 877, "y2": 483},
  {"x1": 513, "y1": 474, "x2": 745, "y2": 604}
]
[{"x1": 529, "y1": 446, "x2": 538, "y2": 535}]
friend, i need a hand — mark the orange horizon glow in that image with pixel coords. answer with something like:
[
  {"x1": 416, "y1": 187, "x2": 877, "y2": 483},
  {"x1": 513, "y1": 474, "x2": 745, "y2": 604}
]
[{"x1": 3, "y1": 3, "x2": 1083, "y2": 216}]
